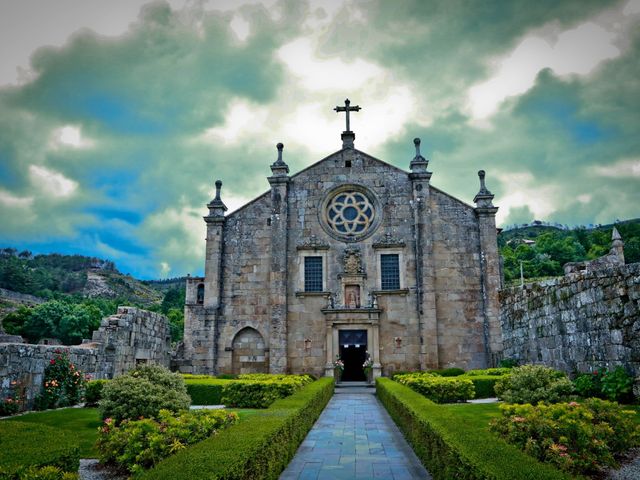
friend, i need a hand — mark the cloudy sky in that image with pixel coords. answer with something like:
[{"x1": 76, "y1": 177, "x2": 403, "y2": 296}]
[{"x1": 0, "y1": 0, "x2": 639, "y2": 279}]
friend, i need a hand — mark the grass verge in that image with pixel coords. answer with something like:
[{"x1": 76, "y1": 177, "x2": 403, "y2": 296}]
[{"x1": 376, "y1": 378, "x2": 574, "y2": 480}]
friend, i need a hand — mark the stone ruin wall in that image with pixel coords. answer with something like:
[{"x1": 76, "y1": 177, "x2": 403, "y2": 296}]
[
  {"x1": 0, "y1": 306, "x2": 170, "y2": 408},
  {"x1": 500, "y1": 262, "x2": 640, "y2": 377}
]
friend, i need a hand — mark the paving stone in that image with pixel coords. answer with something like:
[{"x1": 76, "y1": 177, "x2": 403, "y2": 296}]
[{"x1": 279, "y1": 393, "x2": 431, "y2": 480}]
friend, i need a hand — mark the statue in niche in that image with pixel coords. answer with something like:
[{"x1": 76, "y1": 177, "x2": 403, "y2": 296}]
[
  {"x1": 343, "y1": 247, "x2": 363, "y2": 274},
  {"x1": 345, "y1": 285, "x2": 360, "y2": 308}
]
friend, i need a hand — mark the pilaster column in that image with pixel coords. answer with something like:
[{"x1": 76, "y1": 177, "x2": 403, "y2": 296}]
[
  {"x1": 268, "y1": 143, "x2": 290, "y2": 373},
  {"x1": 474, "y1": 170, "x2": 502, "y2": 366},
  {"x1": 409, "y1": 139, "x2": 439, "y2": 369},
  {"x1": 200, "y1": 180, "x2": 227, "y2": 373}
]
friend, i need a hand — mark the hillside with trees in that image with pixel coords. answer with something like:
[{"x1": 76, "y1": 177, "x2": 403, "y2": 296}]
[
  {"x1": 0, "y1": 249, "x2": 186, "y2": 345},
  {"x1": 499, "y1": 219, "x2": 640, "y2": 285}
]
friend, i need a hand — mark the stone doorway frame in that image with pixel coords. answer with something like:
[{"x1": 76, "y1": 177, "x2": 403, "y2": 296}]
[{"x1": 322, "y1": 309, "x2": 382, "y2": 379}]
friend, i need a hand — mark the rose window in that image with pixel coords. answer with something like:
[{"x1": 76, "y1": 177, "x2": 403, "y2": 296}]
[{"x1": 326, "y1": 191, "x2": 375, "y2": 235}]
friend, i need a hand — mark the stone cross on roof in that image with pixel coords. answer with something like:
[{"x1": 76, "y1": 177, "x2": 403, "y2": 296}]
[{"x1": 334, "y1": 98, "x2": 361, "y2": 132}]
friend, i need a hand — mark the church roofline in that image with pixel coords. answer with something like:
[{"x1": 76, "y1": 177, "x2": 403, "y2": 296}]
[{"x1": 224, "y1": 146, "x2": 479, "y2": 220}]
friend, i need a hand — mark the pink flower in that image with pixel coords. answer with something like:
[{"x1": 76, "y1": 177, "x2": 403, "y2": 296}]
[
  {"x1": 50, "y1": 359, "x2": 55, "y2": 365},
  {"x1": 512, "y1": 416, "x2": 526, "y2": 423},
  {"x1": 568, "y1": 401, "x2": 579, "y2": 407}
]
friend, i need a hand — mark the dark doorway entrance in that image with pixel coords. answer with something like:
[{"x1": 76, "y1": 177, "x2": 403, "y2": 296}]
[{"x1": 339, "y1": 329, "x2": 367, "y2": 381}]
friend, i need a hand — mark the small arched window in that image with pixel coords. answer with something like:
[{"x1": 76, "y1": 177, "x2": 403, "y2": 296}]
[{"x1": 196, "y1": 283, "x2": 204, "y2": 305}]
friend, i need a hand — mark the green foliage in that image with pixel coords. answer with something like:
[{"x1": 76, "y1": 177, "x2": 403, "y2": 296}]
[
  {"x1": 97, "y1": 409, "x2": 238, "y2": 475},
  {"x1": 600, "y1": 367, "x2": 635, "y2": 402},
  {"x1": 34, "y1": 350, "x2": 87, "y2": 410},
  {"x1": 0, "y1": 465, "x2": 79, "y2": 480},
  {"x1": 490, "y1": 399, "x2": 640, "y2": 475},
  {"x1": 466, "y1": 368, "x2": 512, "y2": 376},
  {"x1": 221, "y1": 375, "x2": 314, "y2": 408},
  {"x1": 7, "y1": 300, "x2": 102, "y2": 345},
  {"x1": 100, "y1": 365, "x2": 190, "y2": 423},
  {"x1": 462, "y1": 375, "x2": 501, "y2": 399},
  {"x1": 84, "y1": 380, "x2": 108, "y2": 407},
  {"x1": 500, "y1": 220, "x2": 640, "y2": 284},
  {"x1": 499, "y1": 358, "x2": 519, "y2": 368},
  {"x1": 139, "y1": 378, "x2": 334, "y2": 480},
  {"x1": 0, "y1": 422, "x2": 79, "y2": 478},
  {"x1": 394, "y1": 372, "x2": 475, "y2": 403},
  {"x1": 494, "y1": 365, "x2": 573, "y2": 404},
  {"x1": 376, "y1": 378, "x2": 570, "y2": 479},
  {"x1": 183, "y1": 376, "x2": 231, "y2": 405},
  {"x1": 427, "y1": 367, "x2": 465, "y2": 377}
]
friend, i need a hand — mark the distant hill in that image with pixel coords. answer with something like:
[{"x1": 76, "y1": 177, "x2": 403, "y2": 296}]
[
  {"x1": 498, "y1": 218, "x2": 640, "y2": 285},
  {"x1": 0, "y1": 249, "x2": 172, "y2": 305}
]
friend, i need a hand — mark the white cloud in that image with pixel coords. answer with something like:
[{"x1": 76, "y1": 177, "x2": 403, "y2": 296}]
[
  {"x1": 577, "y1": 194, "x2": 592, "y2": 204},
  {"x1": 28, "y1": 165, "x2": 78, "y2": 198},
  {"x1": 495, "y1": 171, "x2": 559, "y2": 225},
  {"x1": 49, "y1": 125, "x2": 94, "y2": 149},
  {"x1": 229, "y1": 13, "x2": 250, "y2": 41},
  {"x1": 160, "y1": 261, "x2": 171, "y2": 278},
  {"x1": 0, "y1": 189, "x2": 34, "y2": 209},
  {"x1": 200, "y1": 98, "x2": 270, "y2": 144},
  {"x1": 593, "y1": 158, "x2": 640, "y2": 177},
  {"x1": 466, "y1": 1, "x2": 640, "y2": 122},
  {"x1": 277, "y1": 37, "x2": 384, "y2": 91}
]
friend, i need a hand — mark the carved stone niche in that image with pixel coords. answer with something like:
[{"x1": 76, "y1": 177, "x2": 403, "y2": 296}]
[{"x1": 339, "y1": 247, "x2": 366, "y2": 309}]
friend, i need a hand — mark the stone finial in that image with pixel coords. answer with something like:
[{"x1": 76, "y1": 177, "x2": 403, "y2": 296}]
[
  {"x1": 612, "y1": 227, "x2": 623, "y2": 243},
  {"x1": 473, "y1": 169, "x2": 496, "y2": 209},
  {"x1": 410, "y1": 137, "x2": 430, "y2": 174},
  {"x1": 205, "y1": 179, "x2": 227, "y2": 220},
  {"x1": 610, "y1": 226, "x2": 625, "y2": 263},
  {"x1": 270, "y1": 142, "x2": 289, "y2": 176}
]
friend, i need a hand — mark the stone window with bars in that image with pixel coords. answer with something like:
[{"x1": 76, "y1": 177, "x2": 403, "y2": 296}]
[
  {"x1": 304, "y1": 256, "x2": 323, "y2": 292},
  {"x1": 380, "y1": 254, "x2": 400, "y2": 290}
]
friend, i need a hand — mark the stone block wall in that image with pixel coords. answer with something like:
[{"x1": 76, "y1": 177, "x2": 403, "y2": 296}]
[
  {"x1": 0, "y1": 306, "x2": 170, "y2": 409},
  {"x1": 501, "y1": 263, "x2": 640, "y2": 376}
]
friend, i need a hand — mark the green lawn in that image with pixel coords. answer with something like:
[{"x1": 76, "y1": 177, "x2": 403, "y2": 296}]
[
  {"x1": 440, "y1": 401, "x2": 502, "y2": 426},
  {"x1": 3, "y1": 407, "x2": 101, "y2": 457}
]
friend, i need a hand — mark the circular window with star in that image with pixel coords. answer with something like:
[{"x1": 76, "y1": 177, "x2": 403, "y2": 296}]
[{"x1": 319, "y1": 185, "x2": 382, "y2": 242}]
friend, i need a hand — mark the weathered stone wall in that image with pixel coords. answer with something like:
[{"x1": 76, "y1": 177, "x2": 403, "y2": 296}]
[
  {"x1": 0, "y1": 306, "x2": 170, "y2": 408},
  {"x1": 501, "y1": 263, "x2": 640, "y2": 376}
]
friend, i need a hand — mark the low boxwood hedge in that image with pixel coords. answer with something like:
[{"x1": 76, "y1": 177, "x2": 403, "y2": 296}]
[
  {"x1": 184, "y1": 378, "x2": 231, "y2": 405},
  {"x1": 461, "y1": 375, "x2": 501, "y2": 399},
  {"x1": 0, "y1": 422, "x2": 80, "y2": 477},
  {"x1": 376, "y1": 378, "x2": 571, "y2": 480},
  {"x1": 140, "y1": 377, "x2": 334, "y2": 480}
]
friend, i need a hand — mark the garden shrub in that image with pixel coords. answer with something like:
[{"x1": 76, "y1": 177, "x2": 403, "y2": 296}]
[
  {"x1": 490, "y1": 399, "x2": 640, "y2": 475},
  {"x1": 97, "y1": 409, "x2": 238, "y2": 475},
  {"x1": 394, "y1": 372, "x2": 474, "y2": 403},
  {"x1": 494, "y1": 365, "x2": 573, "y2": 404},
  {"x1": 140, "y1": 378, "x2": 334, "y2": 480},
  {"x1": 573, "y1": 367, "x2": 634, "y2": 403},
  {"x1": 462, "y1": 375, "x2": 500, "y2": 399},
  {"x1": 376, "y1": 378, "x2": 570, "y2": 479},
  {"x1": 100, "y1": 365, "x2": 190, "y2": 423},
  {"x1": 427, "y1": 367, "x2": 465, "y2": 377},
  {"x1": 0, "y1": 465, "x2": 78, "y2": 480},
  {"x1": 600, "y1": 367, "x2": 634, "y2": 403},
  {"x1": 83, "y1": 379, "x2": 108, "y2": 407},
  {"x1": 499, "y1": 358, "x2": 519, "y2": 368},
  {"x1": 221, "y1": 374, "x2": 314, "y2": 408},
  {"x1": 0, "y1": 422, "x2": 79, "y2": 478},
  {"x1": 34, "y1": 350, "x2": 87, "y2": 410},
  {"x1": 184, "y1": 379, "x2": 229, "y2": 405}
]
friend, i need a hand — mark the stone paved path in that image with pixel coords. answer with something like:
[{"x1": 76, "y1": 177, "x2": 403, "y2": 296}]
[{"x1": 280, "y1": 393, "x2": 431, "y2": 480}]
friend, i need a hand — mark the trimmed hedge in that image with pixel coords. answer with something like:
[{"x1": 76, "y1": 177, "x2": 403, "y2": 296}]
[
  {"x1": 376, "y1": 378, "x2": 571, "y2": 480},
  {"x1": 184, "y1": 378, "x2": 231, "y2": 405},
  {"x1": 140, "y1": 378, "x2": 334, "y2": 480},
  {"x1": 394, "y1": 373, "x2": 474, "y2": 403},
  {"x1": 0, "y1": 422, "x2": 80, "y2": 477},
  {"x1": 461, "y1": 375, "x2": 501, "y2": 399}
]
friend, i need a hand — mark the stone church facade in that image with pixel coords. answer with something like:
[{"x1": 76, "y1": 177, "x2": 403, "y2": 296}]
[{"x1": 180, "y1": 107, "x2": 502, "y2": 379}]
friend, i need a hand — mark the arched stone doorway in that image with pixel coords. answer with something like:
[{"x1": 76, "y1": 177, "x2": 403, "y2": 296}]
[{"x1": 231, "y1": 327, "x2": 268, "y2": 374}]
